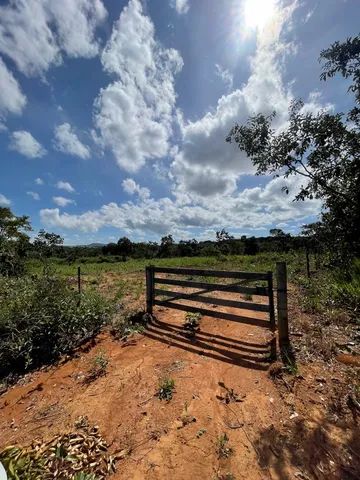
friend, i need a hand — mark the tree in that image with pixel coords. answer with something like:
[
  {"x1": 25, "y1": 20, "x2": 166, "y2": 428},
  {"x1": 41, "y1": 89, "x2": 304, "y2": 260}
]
[
  {"x1": 270, "y1": 228, "x2": 285, "y2": 237},
  {"x1": 216, "y1": 229, "x2": 234, "y2": 242},
  {"x1": 226, "y1": 34, "x2": 360, "y2": 267},
  {"x1": 159, "y1": 234, "x2": 174, "y2": 257},
  {"x1": 117, "y1": 237, "x2": 134, "y2": 260},
  {"x1": 269, "y1": 228, "x2": 292, "y2": 252},
  {"x1": 0, "y1": 207, "x2": 31, "y2": 275},
  {"x1": 244, "y1": 236, "x2": 259, "y2": 255},
  {"x1": 33, "y1": 229, "x2": 64, "y2": 273}
]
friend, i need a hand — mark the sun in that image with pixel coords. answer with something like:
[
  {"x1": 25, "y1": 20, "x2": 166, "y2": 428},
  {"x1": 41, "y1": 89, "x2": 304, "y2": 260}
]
[{"x1": 243, "y1": 0, "x2": 277, "y2": 30}]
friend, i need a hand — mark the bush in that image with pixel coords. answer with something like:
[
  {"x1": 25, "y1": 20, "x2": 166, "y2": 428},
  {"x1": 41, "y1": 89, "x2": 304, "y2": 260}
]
[
  {"x1": 0, "y1": 274, "x2": 112, "y2": 379},
  {"x1": 331, "y1": 259, "x2": 360, "y2": 315}
]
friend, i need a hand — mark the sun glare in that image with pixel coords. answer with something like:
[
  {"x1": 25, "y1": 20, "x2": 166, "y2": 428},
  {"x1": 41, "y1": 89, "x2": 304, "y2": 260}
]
[{"x1": 243, "y1": 0, "x2": 277, "y2": 30}]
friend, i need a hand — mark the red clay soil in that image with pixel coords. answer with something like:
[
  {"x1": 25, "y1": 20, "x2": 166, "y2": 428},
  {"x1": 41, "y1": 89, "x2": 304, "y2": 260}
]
[{"x1": 0, "y1": 299, "x2": 358, "y2": 479}]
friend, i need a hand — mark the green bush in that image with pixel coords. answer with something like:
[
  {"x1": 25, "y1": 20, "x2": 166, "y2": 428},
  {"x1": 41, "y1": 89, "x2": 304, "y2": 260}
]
[
  {"x1": 331, "y1": 259, "x2": 360, "y2": 315},
  {"x1": 0, "y1": 275, "x2": 112, "y2": 379}
]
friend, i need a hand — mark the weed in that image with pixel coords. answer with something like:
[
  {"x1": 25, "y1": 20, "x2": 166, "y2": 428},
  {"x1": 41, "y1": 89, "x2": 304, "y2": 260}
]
[
  {"x1": 157, "y1": 377, "x2": 175, "y2": 401},
  {"x1": 184, "y1": 312, "x2": 202, "y2": 337},
  {"x1": 196, "y1": 428, "x2": 207, "y2": 438},
  {"x1": 180, "y1": 401, "x2": 196, "y2": 426},
  {"x1": 84, "y1": 352, "x2": 109, "y2": 383},
  {"x1": 214, "y1": 473, "x2": 236, "y2": 480},
  {"x1": 216, "y1": 433, "x2": 234, "y2": 459},
  {"x1": 282, "y1": 349, "x2": 298, "y2": 376},
  {"x1": 110, "y1": 309, "x2": 150, "y2": 339}
]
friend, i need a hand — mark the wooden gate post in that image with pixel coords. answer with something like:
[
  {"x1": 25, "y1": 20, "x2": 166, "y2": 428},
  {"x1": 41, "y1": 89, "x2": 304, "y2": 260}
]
[
  {"x1": 276, "y1": 262, "x2": 289, "y2": 349},
  {"x1": 146, "y1": 266, "x2": 154, "y2": 314},
  {"x1": 267, "y1": 271, "x2": 276, "y2": 360}
]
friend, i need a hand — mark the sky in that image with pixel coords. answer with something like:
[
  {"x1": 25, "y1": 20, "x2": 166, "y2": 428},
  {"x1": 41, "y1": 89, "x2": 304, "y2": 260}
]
[{"x1": 0, "y1": 0, "x2": 358, "y2": 245}]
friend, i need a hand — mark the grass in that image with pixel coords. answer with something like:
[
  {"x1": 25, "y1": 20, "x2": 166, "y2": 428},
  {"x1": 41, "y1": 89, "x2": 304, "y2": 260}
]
[
  {"x1": 84, "y1": 352, "x2": 109, "y2": 383},
  {"x1": 26, "y1": 252, "x2": 297, "y2": 278}
]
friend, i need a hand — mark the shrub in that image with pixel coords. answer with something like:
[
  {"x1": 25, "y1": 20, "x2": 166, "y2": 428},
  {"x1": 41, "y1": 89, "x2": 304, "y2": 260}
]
[
  {"x1": 331, "y1": 259, "x2": 360, "y2": 315},
  {"x1": 0, "y1": 274, "x2": 112, "y2": 380}
]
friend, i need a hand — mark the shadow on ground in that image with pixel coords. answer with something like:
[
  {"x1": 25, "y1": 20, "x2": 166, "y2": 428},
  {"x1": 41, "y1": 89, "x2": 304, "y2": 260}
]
[
  {"x1": 143, "y1": 316, "x2": 272, "y2": 370},
  {"x1": 254, "y1": 414, "x2": 360, "y2": 480}
]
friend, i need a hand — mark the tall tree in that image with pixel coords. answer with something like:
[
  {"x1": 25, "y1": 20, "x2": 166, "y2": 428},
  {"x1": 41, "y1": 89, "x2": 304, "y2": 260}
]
[
  {"x1": 0, "y1": 207, "x2": 31, "y2": 275},
  {"x1": 226, "y1": 34, "x2": 360, "y2": 266},
  {"x1": 117, "y1": 236, "x2": 134, "y2": 260}
]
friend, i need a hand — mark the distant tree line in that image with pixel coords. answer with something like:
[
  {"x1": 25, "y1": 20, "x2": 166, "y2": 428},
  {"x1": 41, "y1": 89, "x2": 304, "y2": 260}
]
[{"x1": 32, "y1": 228, "x2": 319, "y2": 263}]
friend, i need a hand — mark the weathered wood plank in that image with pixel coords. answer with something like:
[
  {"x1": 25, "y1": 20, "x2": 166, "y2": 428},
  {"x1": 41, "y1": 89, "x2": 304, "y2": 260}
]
[
  {"x1": 154, "y1": 300, "x2": 270, "y2": 328},
  {"x1": 154, "y1": 277, "x2": 268, "y2": 296},
  {"x1": 153, "y1": 267, "x2": 269, "y2": 280},
  {"x1": 154, "y1": 289, "x2": 269, "y2": 312}
]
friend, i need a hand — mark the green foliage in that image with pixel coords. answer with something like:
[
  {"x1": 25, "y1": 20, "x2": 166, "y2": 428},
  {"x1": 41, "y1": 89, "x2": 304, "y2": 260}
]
[
  {"x1": 227, "y1": 34, "x2": 360, "y2": 267},
  {"x1": 331, "y1": 259, "x2": 360, "y2": 314},
  {"x1": 0, "y1": 274, "x2": 112, "y2": 380},
  {"x1": 110, "y1": 309, "x2": 149, "y2": 339},
  {"x1": 84, "y1": 352, "x2": 109, "y2": 383},
  {"x1": 0, "y1": 207, "x2": 31, "y2": 276},
  {"x1": 216, "y1": 433, "x2": 234, "y2": 459},
  {"x1": 0, "y1": 446, "x2": 46, "y2": 479},
  {"x1": 157, "y1": 377, "x2": 175, "y2": 401}
]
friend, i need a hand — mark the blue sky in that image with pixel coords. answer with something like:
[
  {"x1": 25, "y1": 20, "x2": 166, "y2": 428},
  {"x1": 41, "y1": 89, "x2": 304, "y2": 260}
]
[{"x1": 0, "y1": 0, "x2": 358, "y2": 245}]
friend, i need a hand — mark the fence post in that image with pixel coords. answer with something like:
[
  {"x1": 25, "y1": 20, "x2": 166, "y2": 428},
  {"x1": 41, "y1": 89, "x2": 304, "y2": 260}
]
[
  {"x1": 267, "y1": 271, "x2": 276, "y2": 360},
  {"x1": 276, "y1": 262, "x2": 289, "y2": 350},
  {"x1": 146, "y1": 266, "x2": 154, "y2": 314},
  {"x1": 77, "y1": 266, "x2": 81, "y2": 295}
]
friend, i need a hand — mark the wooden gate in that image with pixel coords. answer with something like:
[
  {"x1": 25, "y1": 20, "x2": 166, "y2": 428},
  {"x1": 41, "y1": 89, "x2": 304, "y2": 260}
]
[{"x1": 145, "y1": 266, "x2": 276, "y2": 354}]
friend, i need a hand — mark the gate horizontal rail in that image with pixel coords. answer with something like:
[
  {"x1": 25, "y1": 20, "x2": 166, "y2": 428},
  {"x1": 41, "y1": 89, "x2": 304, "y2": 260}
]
[
  {"x1": 153, "y1": 266, "x2": 269, "y2": 280},
  {"x1": 154, "y1": 277, "x2": 268, "y2": 296},
  {"x1": 154, "y1": 289, "x2": 270, "y2": 312}
]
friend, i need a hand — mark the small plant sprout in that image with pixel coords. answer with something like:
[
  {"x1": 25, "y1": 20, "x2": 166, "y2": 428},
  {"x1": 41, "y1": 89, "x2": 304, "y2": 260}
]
[
  {"x1": 157, "y1": 377, "x2": 175, "y2": 401},
  {"x1": 196, "y1": 428, "x2": 207, "y2": 438},
  {"x1": 180, "y1": 401, "x2": 196, "y2": 426},
  {"x1": 84, "y1": 351, "x2": 109, "y2": 383},
  {"x1": 184, "y1": 312, "x2": 202, "y2": 337},
  {"x1": 214, "y1": 473, "x2": 236, "y2": 480},
  {"x1": 216, "y1": 433, "x2": 234, "y2": 459}
]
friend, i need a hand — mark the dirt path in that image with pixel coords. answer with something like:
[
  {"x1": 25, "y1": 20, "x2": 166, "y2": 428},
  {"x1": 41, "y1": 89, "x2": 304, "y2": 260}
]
[
  {"x1": 1, "y1": 296, "x2": 358, "y2": 479},
  {"x1": 0, "y1": 298, "x2": 291, "y2": 480}
]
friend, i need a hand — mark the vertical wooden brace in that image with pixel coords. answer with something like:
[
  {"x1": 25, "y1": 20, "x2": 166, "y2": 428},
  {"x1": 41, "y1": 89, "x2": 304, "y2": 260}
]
[
  {"x1": 146, "y1": 266, "x2": 154, "y2": 314},
  {"x1": 268, "y1": 271, "x2": 276, "y2": 359},
  {"x1": 276, "y1": 262, "x2": 289, "y2": 350}
]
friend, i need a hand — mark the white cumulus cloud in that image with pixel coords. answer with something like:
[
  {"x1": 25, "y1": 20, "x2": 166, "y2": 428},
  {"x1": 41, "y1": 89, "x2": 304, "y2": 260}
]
[
  {"x1": 27, "y1": 191, "x2": 40, "y2": 200},
  {"x1": 0, "y1": 193, "x2": 11, "y2": 207},
  {"x1": 9, "y1": 130, "x2": 46, "y2": 158},
  {"x1": 0, "y1": 0, "x2": 107, "y2": 77},
  {"x1": 122, "y1": 178, "x2": 150, "y2": 200},
  {"x1": 170, "y1": 0, "x2": 190, "y2": 15},
  {"x1": 40, "y1": 173, "x2": 321, "y2": 236},
  {"x1": 53, "y1": 196, "x2": 76, "y2": 207},
  {"x1": 53, "y1": 123, "x2": 90, "y2": 159},
  {"x1": 171, "y1": 0, "x2": 298, "y2": 197},
  {"x1": 35, "y1": 177, "x2": 44, "y2": 185},
  {"x1": 56, "y1": 181, "x2": 75, "y2": 193},
  {"x1": 0, "y1": 58, "x2": 26, "y2": 119},
  {"x1": 215, "y1": 64, "x2": 233, "y2": 91},
  {"x1": 93, "y1": 0, "x2": 183, "y2": 172}
]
